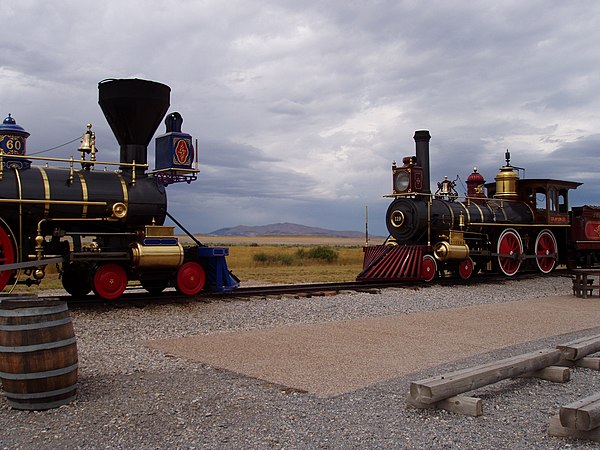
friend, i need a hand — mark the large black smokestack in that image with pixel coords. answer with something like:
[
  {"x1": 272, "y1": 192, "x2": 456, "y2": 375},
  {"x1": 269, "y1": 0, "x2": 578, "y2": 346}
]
[
  {"x1": 98, "y1": 78, "x2": 171, "y2": 173},
  {"x1": 414, "y1": 130, "x2": 431, "y2": 194}
]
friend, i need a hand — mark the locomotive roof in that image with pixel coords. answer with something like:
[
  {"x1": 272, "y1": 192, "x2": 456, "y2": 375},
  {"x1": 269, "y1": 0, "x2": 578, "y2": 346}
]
[
  {"x1": 517, "y1": 178, "x2": 582, "y2": 189},
  {"x1": 485, "y1": 178, "x2": 582, "y2": 190}
]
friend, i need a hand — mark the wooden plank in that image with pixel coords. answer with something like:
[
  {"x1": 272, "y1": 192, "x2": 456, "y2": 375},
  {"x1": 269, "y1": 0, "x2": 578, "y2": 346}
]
[
  {"x1": 577, "y1": 357, "x2": 600, "y2": 370},
  {"x1": 436, "y1": 395, "x2": 483, "y2": 417},
  {"x1": 522, "y1": 365, "x2": 570, "y2": 383},
  {"x1": 557, "y1": 334, "x2": 600, "y2": 361},
  {"x1": 549, "y1": 415, "x2": 600, "y2": 442},
  {"x1": 409, "y1": 348, "x2": 561, "y2": 405},
  {"x1": 559, "y1": 357, "x2": 600, "y2": 370},
  {"x1": 559, "y1": 393, "x2": 600, "y2": 431},
  {"x1": 407, "y1": 394, "x2": 483, "y2": 417}
]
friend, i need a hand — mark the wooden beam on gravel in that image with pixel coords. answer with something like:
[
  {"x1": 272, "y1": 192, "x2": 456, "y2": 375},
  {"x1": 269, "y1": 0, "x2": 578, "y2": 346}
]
[
  {"x1": 549, "y1": 415, "x2": 600, "y2": 443},
  {"x1": 436, "y1": 396, "x2": 483, "y2": 417},
  {"x1": 557, "y1": 334, "x2": 600, "y2": 361},
  {"x1": 559, "y1": 357, "x2": 600, "y2": 371},
  {"x1": 521, "y1": 365, "x2": 570, "y2": 383},
  {"x1": 407, "y1": 394, "x2": 483, "y2": 417},
  {"x1": 576, "y1": 357, "x2": 600, "y2": 370},
  {"x1": 409, "y1": 348, "x2": 561, "y2": 406},
  {"x1": 559, "y1": 392, "x2": 600, "y2": 431}
]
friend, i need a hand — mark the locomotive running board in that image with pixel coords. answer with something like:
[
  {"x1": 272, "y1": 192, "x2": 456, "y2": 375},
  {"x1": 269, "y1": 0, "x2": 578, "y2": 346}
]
[
  {"x1": 0, "y1": 257, "x2": 66, "y2": 273},
  {"x1": 357, "y1": 245, "x2": 425, "y2": 281}
]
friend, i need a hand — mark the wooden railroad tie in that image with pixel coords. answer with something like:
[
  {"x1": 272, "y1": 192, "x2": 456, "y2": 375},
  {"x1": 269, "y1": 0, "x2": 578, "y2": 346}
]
[
  {"x1": 557, "y1": 334, "x2": 600, "y2": 363},
  {"x1": 408, "y1": 349, "x2": 565, "y2": 417},
  {"x1": 407, "y1": 334, "x2": 600, "y2": 417},
  {"x1": 549, "y1": 392, "x2": 600, "y2": 443}
]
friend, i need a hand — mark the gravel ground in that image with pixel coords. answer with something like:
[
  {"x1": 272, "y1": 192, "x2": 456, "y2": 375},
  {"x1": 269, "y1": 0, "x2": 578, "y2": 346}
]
[{"x1": 1, "y1": 275, "x2": 600, "y2": 449}]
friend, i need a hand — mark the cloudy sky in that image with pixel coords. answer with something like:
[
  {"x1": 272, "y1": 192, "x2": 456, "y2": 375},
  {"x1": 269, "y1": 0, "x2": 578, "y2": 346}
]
[{"x1": 2, "y1": 1, "x2": 599, "y2": 235}]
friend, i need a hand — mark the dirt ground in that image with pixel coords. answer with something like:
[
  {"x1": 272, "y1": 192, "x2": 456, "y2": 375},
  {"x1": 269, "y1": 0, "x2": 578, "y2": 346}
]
[{"x1": 145, "y1": 294, "x2": 600, "y2": 397}]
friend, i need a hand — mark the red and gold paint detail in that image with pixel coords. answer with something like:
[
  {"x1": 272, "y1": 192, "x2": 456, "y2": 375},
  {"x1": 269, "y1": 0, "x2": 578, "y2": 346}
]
[
  {"x1": 549, "y1": 215, "x2": 569, "y2": 224},
  {"x1": 173, "y1": 138, "x2": 192, "y2": 166},
  {"x1": 585, "y1": 221, "x2": 600, "y2": 240}
]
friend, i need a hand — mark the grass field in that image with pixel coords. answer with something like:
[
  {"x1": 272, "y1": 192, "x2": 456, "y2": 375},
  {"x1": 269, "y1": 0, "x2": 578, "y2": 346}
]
[
  {"x1": 191, "y1": 235, "x2": 378, "y2": 284},
  {"x1": 8, "y1": 236, "x2": 375, "y2": 292}
]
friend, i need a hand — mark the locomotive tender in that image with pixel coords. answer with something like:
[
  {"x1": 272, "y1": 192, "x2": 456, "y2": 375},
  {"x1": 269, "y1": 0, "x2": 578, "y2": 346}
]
[
  {"x1": 0, "y1": 78, "x2": 238, "y2": 299},
  {"x1": 358, "y1": 130, "x2": 600, "y2": 282}
]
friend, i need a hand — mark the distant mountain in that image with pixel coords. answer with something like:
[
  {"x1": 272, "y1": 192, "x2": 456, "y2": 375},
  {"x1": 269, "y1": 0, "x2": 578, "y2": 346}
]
[{"x1": 207, "y1": 222, "x2": 370, "y2": 238}]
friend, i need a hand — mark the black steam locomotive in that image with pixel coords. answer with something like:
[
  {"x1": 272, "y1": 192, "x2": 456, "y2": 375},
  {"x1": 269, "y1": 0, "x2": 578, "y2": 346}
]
[
  {"x1": 0, "y1": 78, "x2": 238, "y2": 299},
  {"x1": 358, "y1": 130, "x2": 600, "y2": 281}
]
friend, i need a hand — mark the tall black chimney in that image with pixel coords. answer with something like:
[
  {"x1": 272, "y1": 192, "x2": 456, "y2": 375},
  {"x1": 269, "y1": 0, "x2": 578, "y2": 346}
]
[
  {"x1": 414, "y1": 130, "x2": 431, "y2": 194},
  {"x1": 98, "y1": 78, "x2": 171, "y2": 173}
]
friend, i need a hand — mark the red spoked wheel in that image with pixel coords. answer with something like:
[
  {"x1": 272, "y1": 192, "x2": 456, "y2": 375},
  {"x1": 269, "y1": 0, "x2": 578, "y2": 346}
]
[
  {"x1": 176, "y1": 261, "x2": 206, "y2": 295},
  {"x1": 497, "y1": 228, "x2": 523, "y2": 276},
  {"x1": 421, "y1": 255, "x2": 437, "y2": 282},
  {"x1": 93, "y1": 263, "x2": 128, "y2": 300},
  {"x1": 0, "y1": 225, "x2": 16, "y2": 291},
  {"x1": 535, "y1": 229, "x2": 558, "y2": 274},
  {"x1": 458, "y1": 257, "x2": 474, "y2": 280}
]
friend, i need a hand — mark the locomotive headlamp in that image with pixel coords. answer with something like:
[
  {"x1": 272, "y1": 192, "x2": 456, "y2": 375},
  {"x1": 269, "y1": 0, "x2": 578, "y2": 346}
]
[
  {"x1": 391, "y1": 156, "x2": 424, "y2": 194},
  {"x1": 394, "y1": 171, "x2": 410, "y2": 192}
]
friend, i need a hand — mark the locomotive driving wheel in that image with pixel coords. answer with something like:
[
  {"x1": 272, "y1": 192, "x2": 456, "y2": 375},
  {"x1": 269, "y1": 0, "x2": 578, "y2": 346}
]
[
  {"x1": 457, "y1": 257, "x2": 474, "y2": 280},
  {"x1": 497, "y1": 228, "x2": 523, "y2": 276},
  {"x1": 62, "y1": 263, "x2": 93, "y2": 297},
  {"x1": 535, "y1": 229, "x2": 558, "y2": 274},
  {"x1": 421, "y1": 255, "x2": 437, "y2": 282},
  {"x1": 92, "y1": 263, "x2": 128, "y2": 300},
  {"x1": 176, "y1": 261, "x2": 206, "y2": 295}
]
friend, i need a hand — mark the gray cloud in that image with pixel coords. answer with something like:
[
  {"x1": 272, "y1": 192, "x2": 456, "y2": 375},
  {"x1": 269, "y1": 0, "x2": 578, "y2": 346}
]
[{"x1": 2, "y1": 0, "x2": 600, "y2": 236}]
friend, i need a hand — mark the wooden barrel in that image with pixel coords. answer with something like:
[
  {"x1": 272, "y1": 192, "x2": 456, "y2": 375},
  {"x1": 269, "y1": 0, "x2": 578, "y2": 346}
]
[{"x1": 0, "y1": 297, "x2": 78, "y2": 410}]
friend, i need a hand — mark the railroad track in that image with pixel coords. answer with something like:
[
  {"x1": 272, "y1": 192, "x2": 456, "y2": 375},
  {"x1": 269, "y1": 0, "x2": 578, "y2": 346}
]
[
  {"x1": 61, "y1": 280, "x2": 409, "y2": 308},
  {"x1": 55, "y1": 268, "x2": 571, "y2": 308}
]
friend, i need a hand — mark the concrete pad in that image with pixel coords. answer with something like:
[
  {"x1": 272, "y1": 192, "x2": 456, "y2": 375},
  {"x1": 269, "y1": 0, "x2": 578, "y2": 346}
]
[{"x1": 144, "y1": 295, "x2": 600, "y2": 397}]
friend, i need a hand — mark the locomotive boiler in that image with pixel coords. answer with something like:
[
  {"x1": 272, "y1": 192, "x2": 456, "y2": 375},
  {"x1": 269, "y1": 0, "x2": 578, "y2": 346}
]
[
  {"x1": 358, "y1": 130, "x2": 599, "y2": 282},
  {"x1": 0, "y1": 78, "x2": 238, "y2": 299}
]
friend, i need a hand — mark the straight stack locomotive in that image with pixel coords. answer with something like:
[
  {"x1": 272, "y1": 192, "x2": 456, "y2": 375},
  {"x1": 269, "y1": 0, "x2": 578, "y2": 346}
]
[
  {"x1": 0, "y1": 78, "x2": 238, "y2": 299},
  {"x1": 358, "y1": 130, "x2": 600, "y2": 282}
]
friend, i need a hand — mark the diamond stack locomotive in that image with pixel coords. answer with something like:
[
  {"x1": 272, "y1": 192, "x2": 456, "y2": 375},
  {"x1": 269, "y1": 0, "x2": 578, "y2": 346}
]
[
  {"x1": 0, "y1": 78, "x2": 238, "y2": 299},
  {"x1": 358, "y1": 130, "x2": 600, "y2": 282}
]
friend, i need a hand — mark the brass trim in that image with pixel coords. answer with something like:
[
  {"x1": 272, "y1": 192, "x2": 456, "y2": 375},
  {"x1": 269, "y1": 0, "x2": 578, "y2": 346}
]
[
  {"x1": 111, "y1": 202, "x2": 127, "y2": 219},
  {"x1": 77, "y1": 172, "x2": 88, "y2": 218},
  {"x1": 389, "y1": 210, "x2": 405, "y2": 228},
  {"x1": 444, "y1": 200, "x2": 455, "y2": 227},
  {"x1": 476, "y1": 223, "x2": 571, "y2": 227},
  {"x1": 0, "y1": 199, "x2": 106, "y2": 206},
  {"x1": 0, "y1": 152, "x2": 148, "y2": 169},
  {"x1": 458, "y1": 202, "x2": 471, "y2": 224},
  {"x1": 39, "y1": 217, "x2": 121, "y2": 223},
  {"x1": 131, "y1": 242, "x2": 184, "y2": 269},
  {"x1": 14, "y1": 168, "x2": 23, "y2": 261},
  {"x1": 523, "y1": 201, "x2": 536, "y2": 222},
  {"x1": 426, "y1": 197, "x2": 430, "y2": 247},
  {"x1": 117, "y1": 174, "x2": 129, "y2": 207},
  {"x1": 145, "y1": 225, "x2": 175, "y2": 237},
  {"x1": 483, "y1": 202, "x2": 496, "y2": 222},
  {"x1": 37, "y1": 166, "x2": 50, "y2": 217},
  {"x1": 472, "y1": 202, "x2": 484, "y2": 224}
]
